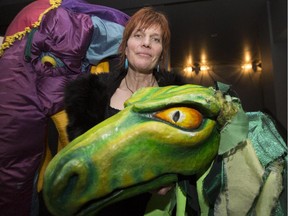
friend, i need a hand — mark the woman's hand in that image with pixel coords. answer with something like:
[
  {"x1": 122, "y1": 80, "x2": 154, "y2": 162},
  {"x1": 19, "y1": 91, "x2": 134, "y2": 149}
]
[{"x1": 150, "y1": 185, "x2": 174, "y2": 195}]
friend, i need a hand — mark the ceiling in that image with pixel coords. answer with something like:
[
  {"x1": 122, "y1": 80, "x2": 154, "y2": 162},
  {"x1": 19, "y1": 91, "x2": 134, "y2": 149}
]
[{"x1": 0, "y1": 0, "x2": 268, "y2": 68}]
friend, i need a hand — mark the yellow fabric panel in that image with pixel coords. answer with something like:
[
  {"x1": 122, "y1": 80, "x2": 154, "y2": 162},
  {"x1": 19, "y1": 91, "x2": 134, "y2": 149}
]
[
  {"x1": 90, "y1": 61, "x2": 110, "y2": 74},
  {"x1": 37, "y1": 139, "x2": 52, "y2": 192},
  {"x1": 37, "y1": 110, "x2": 70, "y2": 192},
  {"x1": 51, "y1": 110, "x2": 70, "y2": 152}
]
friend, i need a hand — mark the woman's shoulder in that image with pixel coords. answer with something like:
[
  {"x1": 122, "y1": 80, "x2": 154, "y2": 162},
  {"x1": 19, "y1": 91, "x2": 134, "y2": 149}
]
[{"x1": 65, "y1": 69, "x2": 122, "y2": 93}]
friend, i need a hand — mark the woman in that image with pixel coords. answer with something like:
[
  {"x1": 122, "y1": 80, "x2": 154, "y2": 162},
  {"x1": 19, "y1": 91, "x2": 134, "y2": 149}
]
[
  {"x1": 65, "y1": 7, "x2": 184, "y2": 143},
  {"x1": 64, "y1": 7, "x2": 189, "y2": 215}
]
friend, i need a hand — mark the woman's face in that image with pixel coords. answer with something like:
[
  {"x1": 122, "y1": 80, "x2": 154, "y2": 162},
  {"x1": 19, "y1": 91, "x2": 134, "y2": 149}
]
[{"x1": 125, "y1": 25, "x2": 163, "y2": 73}]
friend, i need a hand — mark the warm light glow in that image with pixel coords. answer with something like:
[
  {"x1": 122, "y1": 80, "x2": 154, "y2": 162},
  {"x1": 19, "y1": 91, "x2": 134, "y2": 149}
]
[
  {"x1": 243, "y1": 43, "x2": 251, "y2": 63},
  {"x1": 200, "y1": 51, "x2": 207, "y2": 64},
  {"x1": 182, "y1": 51, "x2": 211, "y2": 76},
  {"x1": 184, "y1": 66, "x2": 193, "y2": 73},
  {"x1": 187, "y1": 54, "x2": 193, "y2": 66},
  {"x1": 241, "y1": 63, "x2": 252, "y2": 70},
  {"x1": 183, "y1": 66, "x2": 194, "y2": 77},
  {"x1": 244, "y1": 52, "x2": 251, "y2": 63},
  {"x1": 200, "y1": 65, "x2": 210, "y2": 71},
  {"x1": 242, "y1": 46, "x2": 253, "y2": 73}
]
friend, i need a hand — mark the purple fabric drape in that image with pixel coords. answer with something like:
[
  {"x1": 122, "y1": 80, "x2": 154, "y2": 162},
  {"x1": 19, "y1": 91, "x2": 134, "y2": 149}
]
[
  {"x1": 61, "y1": 0, "x2": 129, "y2": 26},
  {"x1": 0, "y1": 37, "x2": 48, "y2": 216},
  {"x1": 0, "y1": 1, "x2": 128, "y2": 215},
  {"x1": 0, "y1": 9, "x2": 93, "y2": 215}
]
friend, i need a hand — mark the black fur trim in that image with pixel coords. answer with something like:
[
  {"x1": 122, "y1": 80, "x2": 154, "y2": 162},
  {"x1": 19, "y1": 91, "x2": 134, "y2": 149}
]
[{"x1": 64, "y1": 73, "x2": 110, "y2": 141}]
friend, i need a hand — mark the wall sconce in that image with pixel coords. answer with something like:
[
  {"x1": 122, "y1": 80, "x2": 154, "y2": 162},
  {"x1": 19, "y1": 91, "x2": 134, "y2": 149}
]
[
  {"x1": 252, "y1": 61, "x2": 262, "y2": 72},
  {"x1": 241, "y1": 61, "x2": 262, "y2": 73},
  {"x1": 183, "y1": 63, "x2": 210, "y2": 75},
  {"x1": 193, "y1": 63, "x2": 201, "y2": 75}
]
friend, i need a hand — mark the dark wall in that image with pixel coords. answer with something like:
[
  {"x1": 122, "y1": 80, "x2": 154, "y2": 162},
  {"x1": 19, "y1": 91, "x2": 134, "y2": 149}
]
[
  {"x1": 185, "y1": 0, "x2": 287, "y2": 138},
  {"x1": 260, "y1": 0, "x2": 287, "y2": 132}
]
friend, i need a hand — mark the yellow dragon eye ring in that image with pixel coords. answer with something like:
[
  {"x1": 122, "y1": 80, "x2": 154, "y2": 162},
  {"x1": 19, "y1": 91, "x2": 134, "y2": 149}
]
[
  {"x1": 41, "y1": 55, "x2": 57, "y2": 68},
  {"x1": 154, "y1": 107, "x2": 203, "y2": 130}
]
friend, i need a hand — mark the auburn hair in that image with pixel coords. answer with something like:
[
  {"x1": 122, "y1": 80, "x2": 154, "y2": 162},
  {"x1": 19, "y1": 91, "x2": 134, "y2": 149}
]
[{"x1": 118, "y1": 7, "x2": 171, "y2": 70}]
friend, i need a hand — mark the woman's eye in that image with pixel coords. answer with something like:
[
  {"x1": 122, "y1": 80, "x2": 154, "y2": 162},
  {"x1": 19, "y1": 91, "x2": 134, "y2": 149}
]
[
  {"x1": 134, "y1": 34, "x2": 142, "y2": 38},
  {"x1": 152, "y1": 38, "x2": 161, "y2": 43},
  {"x1": 154, "y1": 107, "x2": 203, "y2": 130}
]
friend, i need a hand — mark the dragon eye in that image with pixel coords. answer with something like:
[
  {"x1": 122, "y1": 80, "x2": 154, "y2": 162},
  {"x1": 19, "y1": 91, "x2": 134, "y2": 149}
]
[
  {"x1": 41, "y1": 55, "x2": 57, "y2": 68},
  {"x1": 154, "y1": 107, "x2": 203, "y2": 130}
]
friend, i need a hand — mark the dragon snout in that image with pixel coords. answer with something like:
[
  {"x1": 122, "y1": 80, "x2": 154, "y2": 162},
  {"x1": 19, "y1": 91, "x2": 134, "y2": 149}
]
[{"x1": 43, "y1": 154, "x2": 98, "y2": 215}]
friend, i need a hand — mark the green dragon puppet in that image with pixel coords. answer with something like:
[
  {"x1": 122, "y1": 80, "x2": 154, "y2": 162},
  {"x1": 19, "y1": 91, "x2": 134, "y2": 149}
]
[{"x1": 43, "y1": 84, "x2": 287, "y2": 216}]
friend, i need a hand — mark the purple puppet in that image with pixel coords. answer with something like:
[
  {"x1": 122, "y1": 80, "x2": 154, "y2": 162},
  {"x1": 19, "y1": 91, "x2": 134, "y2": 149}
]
[{"x1": 0, "y1": 0, "x2": 129, "y2": 215}]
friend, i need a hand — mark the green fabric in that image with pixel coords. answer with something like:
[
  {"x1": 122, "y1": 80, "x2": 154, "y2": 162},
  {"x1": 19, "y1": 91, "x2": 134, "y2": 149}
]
[
  {"x1": 202, "y1": 157, "x2": 223, "y2": 208},
  {"x1": 176, "y1": 183, "x2": 187, "y2": 216},
  {"x1": 24, "y1": 28, "x2": 37, "y2": 61},
  {"x1": 247, "y1": 112, "x2": 287, "y2": 167},
  {"x1": 218, "y1": 107, "x2": 249, "y2": 154},
  {"x1": 197, "y1": 165, "x2": 212, "y2": 215}
]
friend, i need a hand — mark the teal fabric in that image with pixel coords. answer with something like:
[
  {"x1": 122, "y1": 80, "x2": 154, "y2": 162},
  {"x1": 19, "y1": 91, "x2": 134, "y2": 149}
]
[
  {"x1": 216, "y1": 82, "x2": 231, "y2": 93},
  {"x1": 87, "y1": 16, "x2": 124, "y2": 65},
  {"x1": 247, "y1": 112, "x2": 287, "y2": 167}
]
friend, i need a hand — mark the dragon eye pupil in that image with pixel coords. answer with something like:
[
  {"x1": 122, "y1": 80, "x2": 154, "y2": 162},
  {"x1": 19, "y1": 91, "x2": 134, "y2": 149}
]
[{"x1": 172, "y1": 111, "x2": 180, "y2": 122}]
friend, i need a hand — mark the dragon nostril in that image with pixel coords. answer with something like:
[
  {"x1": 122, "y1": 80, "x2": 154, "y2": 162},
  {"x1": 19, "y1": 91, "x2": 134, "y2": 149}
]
[
  {"x1": 61, "y1": 173, "x2": 80, "y2": 198},
  {"x1": 51, "y1": 159, "x2": 89, "y2": 200}
]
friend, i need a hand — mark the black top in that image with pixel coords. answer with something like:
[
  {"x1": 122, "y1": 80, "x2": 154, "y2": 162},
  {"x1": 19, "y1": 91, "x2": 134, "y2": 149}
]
[
  {"x1": 105, "y1": 105, "x2": 120, "y2": 119},
  {"x1": 97, "y1": 192, "x2": 152, "y2": 216}
]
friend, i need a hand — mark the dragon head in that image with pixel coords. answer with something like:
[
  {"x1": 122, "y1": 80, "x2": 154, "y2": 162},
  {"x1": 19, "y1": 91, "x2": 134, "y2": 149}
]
[{"x1": 43, "y1": 84, "x2": 238, "y2": 215}]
